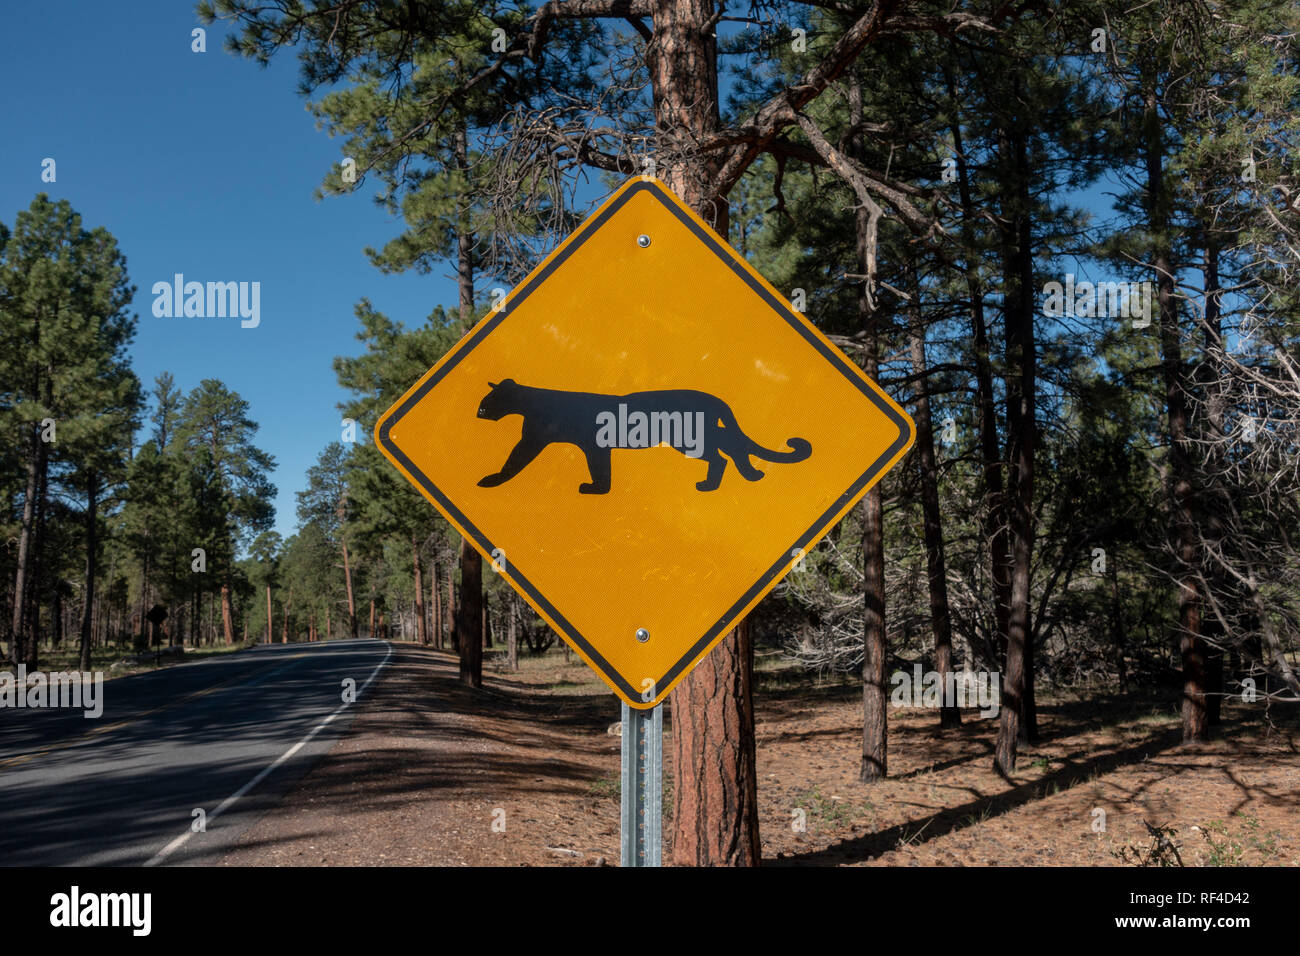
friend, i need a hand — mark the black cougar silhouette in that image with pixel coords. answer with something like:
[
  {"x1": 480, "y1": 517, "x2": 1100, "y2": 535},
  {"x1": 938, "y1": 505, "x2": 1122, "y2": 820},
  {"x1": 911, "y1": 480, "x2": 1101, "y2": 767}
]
[{"x1": 476, "y1": 379, "x2": 812, "y2": 494}]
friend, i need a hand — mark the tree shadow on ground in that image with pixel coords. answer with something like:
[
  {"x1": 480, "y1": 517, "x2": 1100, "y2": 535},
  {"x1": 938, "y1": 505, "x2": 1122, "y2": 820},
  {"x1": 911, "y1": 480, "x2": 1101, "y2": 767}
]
[{"x1": 770, "y1": 725, "x2": 1190, "y2": 865}]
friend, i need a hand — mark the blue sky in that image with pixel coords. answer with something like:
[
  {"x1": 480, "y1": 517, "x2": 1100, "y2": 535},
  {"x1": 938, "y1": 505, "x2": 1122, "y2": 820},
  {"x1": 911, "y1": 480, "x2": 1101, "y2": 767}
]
[
  {"x1": 0, "y1": 0, "x2": 458, "y2": 540},
  {"x1": 2, "y1": 2, "x2": 1141, "y2": 545}
]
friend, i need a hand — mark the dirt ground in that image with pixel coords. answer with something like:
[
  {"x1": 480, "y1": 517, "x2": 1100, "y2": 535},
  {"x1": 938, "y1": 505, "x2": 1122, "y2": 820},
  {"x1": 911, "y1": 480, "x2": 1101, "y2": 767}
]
[{"x1": 219, "y1": 642, "x2": 1300, "y2": 866}]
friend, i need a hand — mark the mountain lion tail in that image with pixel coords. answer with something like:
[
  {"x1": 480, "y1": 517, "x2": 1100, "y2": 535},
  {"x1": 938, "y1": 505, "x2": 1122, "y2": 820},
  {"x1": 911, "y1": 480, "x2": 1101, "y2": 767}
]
[
  {"x1": 715, "y1": 404, "x2": 812, "y2": 464},
  {"x1": 748, "y1": 436, "x2": 812, "y2": 463}
]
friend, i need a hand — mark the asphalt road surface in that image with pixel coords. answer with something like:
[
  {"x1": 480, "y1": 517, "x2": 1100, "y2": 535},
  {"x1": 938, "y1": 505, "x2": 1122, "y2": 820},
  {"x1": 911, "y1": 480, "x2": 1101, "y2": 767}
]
[{"x1": 0, "y1": 639, "x2": 389, "y2": 866}]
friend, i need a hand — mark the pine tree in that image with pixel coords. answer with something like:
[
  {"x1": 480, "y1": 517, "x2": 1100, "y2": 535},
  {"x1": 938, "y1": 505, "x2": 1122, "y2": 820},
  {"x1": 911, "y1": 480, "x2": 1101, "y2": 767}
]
[
  {"x1": 0, "y1": 194, "x2": 137, "y2": 667},
  {"x1": 298, "y1": 442, "x2": 362, "y2": 640},
  {"x1": 175, "y1": 380, "x2": 276, "y2": 644}
]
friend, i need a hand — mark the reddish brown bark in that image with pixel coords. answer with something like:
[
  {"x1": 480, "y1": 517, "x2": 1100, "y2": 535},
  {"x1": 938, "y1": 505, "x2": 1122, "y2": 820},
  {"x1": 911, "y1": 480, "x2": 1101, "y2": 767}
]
[
  {"x1": 341, "y1": 540, "x2": 357, "y2": 640},
  {"x1": 281, "y1": 587, "x2": 292, "y2": 643},
  {"x1": 650, "y1": 0, "x2": 759, "y2": 864},
  {"x1": 1144, "y1": 90, "x2": 1206, "y2": 742},
  {"x1": 669, "y1": 619, "x2": 759, "y2": 866},
  {"x1": 218, "y1": 576, "x2": 234, "y2": 645}
]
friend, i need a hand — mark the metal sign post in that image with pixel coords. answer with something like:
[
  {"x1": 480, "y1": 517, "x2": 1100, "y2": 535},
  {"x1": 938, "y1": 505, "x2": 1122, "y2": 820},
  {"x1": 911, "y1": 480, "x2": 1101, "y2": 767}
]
[{"x1": 620, "y1": 701, "x2": 662, "y2": 867}]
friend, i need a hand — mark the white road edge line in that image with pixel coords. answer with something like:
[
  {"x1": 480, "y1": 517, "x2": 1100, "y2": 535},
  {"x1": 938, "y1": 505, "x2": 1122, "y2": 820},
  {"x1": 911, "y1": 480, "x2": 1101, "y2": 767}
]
[{"x1": 143, "y1": 640, "x2": 393, "y2": 867}]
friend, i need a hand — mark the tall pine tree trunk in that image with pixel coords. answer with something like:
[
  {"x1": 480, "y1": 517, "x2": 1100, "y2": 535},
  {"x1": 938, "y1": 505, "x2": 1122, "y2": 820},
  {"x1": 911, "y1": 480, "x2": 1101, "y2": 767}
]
[
  {"x1": 1200, "y1": 238, "x2": 1225, "y2": 726},
  {"x1": 454, "y1": 119, "x2": 483, "y2": 685},
  {"x1": 945, "y1": 80, "x2": 1010, "y2": 668},
  {"x1": 848, "y1": 73, "x2": 890, "y2": 781},
  {"x1": 221, "y1": 578, "x2": 235, "y2": 646},
  {"x1": 28, "y1": 454, "x2": 50, "y2": 668},
  {"x1": 432, "y1": 561, "x2": 442, "y2": 650},
  {"x1": 341, "y1": 539, "x2": 358, "y2": 640},
  {"x1": 78, "y1": 473, "x2": 98, "y2": 672},
  {"x1": 137, "y1": 554, "x2": 150, "y2": 649},
  {"x1": 855, "y1": 151, "x2": 888, "y2": 779},
  {"x1": 281, "y1": 587, "x2": 292, "y2": 643},
  {"x1": 413, "y1": 536, "x2": 427, "y2": 645},
  {"x1": 995, "y1": 109, "x2": 1038, "y2": 772},
  {"x1": 861, "y1": 471, "x2": 888, "y2": 783},
  {"x1": 651, "y1": 0, "x2": 759, "y2": 864},
  {"x1": 507, "y1": 593, "x2": 518, "y2": 671},
  {"x1": 906, "y1": 265, "x2": 959, "y2": 728},
  {"x1": 10, "y1": 422, "x2": 48, "y2": 666},
  {"x1": 456, "y1": 537, "x2": 482, "y2": 687},
  {"x1": 1144, "y1": 89, "x2": 1207, "y2": 743},
  {"x1": 447, "y1": 571, "x2": 457, "y2": 652},
  {"x1": 670, "y1": 619, "x2": 759, "y2": 866}
]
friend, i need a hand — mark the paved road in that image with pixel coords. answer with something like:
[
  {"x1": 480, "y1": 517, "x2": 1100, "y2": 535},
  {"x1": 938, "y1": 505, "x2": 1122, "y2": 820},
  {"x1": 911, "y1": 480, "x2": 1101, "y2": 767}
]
[{"x1": 0, "y1": 639, "x2": 389, "y2": 866}]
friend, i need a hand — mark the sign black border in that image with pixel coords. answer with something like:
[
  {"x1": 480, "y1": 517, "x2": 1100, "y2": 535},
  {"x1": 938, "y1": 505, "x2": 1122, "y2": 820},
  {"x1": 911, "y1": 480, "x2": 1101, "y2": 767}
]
[{"x1": 376, "y1": 179, "x2": 913, "y2": 705}]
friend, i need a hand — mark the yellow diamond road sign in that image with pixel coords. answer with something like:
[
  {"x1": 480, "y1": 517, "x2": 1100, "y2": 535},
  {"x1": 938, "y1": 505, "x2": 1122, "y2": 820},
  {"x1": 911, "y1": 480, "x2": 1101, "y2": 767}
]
[{"x1": 376, "y1": 177, "x2": 915, "y2": 709}]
